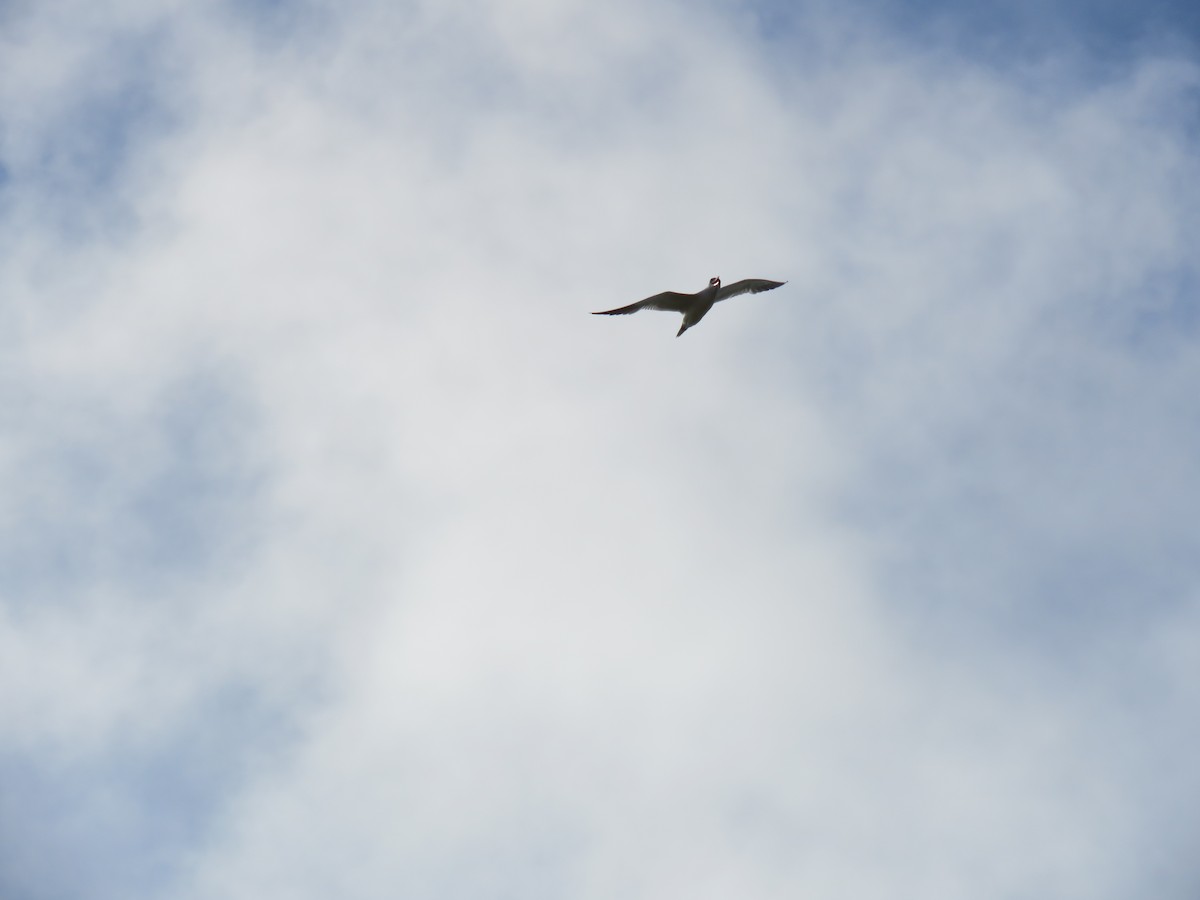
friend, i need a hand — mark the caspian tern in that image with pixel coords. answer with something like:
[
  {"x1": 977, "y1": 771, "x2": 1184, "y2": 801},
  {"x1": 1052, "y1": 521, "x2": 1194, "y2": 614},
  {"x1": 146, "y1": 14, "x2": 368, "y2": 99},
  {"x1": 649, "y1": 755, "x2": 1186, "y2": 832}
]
[{"x1": 592, "y1": 276, "x2": 786, "y2": 337}]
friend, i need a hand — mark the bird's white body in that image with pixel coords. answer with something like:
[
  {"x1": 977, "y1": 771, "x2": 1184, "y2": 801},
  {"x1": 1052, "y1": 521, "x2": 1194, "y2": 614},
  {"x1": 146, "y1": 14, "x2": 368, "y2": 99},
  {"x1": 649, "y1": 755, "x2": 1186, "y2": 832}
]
[{"x1": 677, "y1": 278, "x2": 721, "y2": 335}]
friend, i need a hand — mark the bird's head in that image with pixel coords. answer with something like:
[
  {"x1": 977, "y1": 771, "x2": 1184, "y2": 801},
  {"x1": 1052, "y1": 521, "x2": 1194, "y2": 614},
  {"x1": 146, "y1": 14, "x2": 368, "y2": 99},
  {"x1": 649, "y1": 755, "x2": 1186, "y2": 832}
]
[{"x1": 709, "y1": 276, "x2": 721, "y2": 288}]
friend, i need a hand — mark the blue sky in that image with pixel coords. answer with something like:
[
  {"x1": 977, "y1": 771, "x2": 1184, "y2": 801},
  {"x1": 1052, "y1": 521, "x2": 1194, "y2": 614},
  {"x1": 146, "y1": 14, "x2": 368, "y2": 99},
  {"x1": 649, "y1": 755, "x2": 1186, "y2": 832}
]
[{"x1": 2, "y1": 1, "x2": 1199, "y2": 898}]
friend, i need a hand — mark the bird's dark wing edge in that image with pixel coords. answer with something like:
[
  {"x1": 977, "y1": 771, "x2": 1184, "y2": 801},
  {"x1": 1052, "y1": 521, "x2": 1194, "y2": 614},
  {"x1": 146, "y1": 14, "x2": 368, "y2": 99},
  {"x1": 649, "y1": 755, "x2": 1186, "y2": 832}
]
[
  {"x1": 592, "y1": 291, "x2": 691, "y2": 315},
  {"x1": 715, "y1": 279, "x2": 786, "y2": 302}
]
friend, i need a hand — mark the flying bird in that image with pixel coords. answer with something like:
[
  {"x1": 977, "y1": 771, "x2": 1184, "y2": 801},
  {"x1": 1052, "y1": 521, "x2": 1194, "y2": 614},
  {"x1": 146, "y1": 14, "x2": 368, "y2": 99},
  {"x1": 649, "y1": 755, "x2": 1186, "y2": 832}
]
[{"x1": 592, "y1": 276, "x2": 786, "y2": 337}]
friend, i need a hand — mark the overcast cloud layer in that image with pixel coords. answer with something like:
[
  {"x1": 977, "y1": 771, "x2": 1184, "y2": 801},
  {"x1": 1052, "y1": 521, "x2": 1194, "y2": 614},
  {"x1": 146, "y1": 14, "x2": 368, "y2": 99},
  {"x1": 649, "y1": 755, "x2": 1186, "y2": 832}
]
[{"x1": 2, "y1": 1, "x2": 1199, "y2": 898}]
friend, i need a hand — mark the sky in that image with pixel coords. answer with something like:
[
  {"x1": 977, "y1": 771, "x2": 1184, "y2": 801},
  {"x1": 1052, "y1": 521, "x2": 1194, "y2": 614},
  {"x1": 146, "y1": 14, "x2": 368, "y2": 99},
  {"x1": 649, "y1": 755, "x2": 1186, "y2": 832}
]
[{"x1": 1, "y1": 0, "x2": 1199, "y2": 898}]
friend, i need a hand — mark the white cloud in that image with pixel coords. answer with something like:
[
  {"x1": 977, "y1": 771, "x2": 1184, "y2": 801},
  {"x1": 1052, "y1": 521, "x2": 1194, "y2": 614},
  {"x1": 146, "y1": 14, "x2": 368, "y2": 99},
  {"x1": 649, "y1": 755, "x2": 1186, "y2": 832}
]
[{"x1": 2, "y1": 1, "x2": 1199, "y2": 898}]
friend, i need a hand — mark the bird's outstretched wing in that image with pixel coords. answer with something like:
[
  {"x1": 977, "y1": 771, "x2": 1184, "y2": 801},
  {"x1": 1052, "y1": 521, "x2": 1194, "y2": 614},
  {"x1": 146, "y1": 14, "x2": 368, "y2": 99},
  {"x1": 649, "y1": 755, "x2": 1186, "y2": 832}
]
[
  {"x1": 592, "y1": 291, "x2": 691, "y2": 316},
  {"x1": 714, "y1": 279, "x2": 786, "y2": 303}
]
